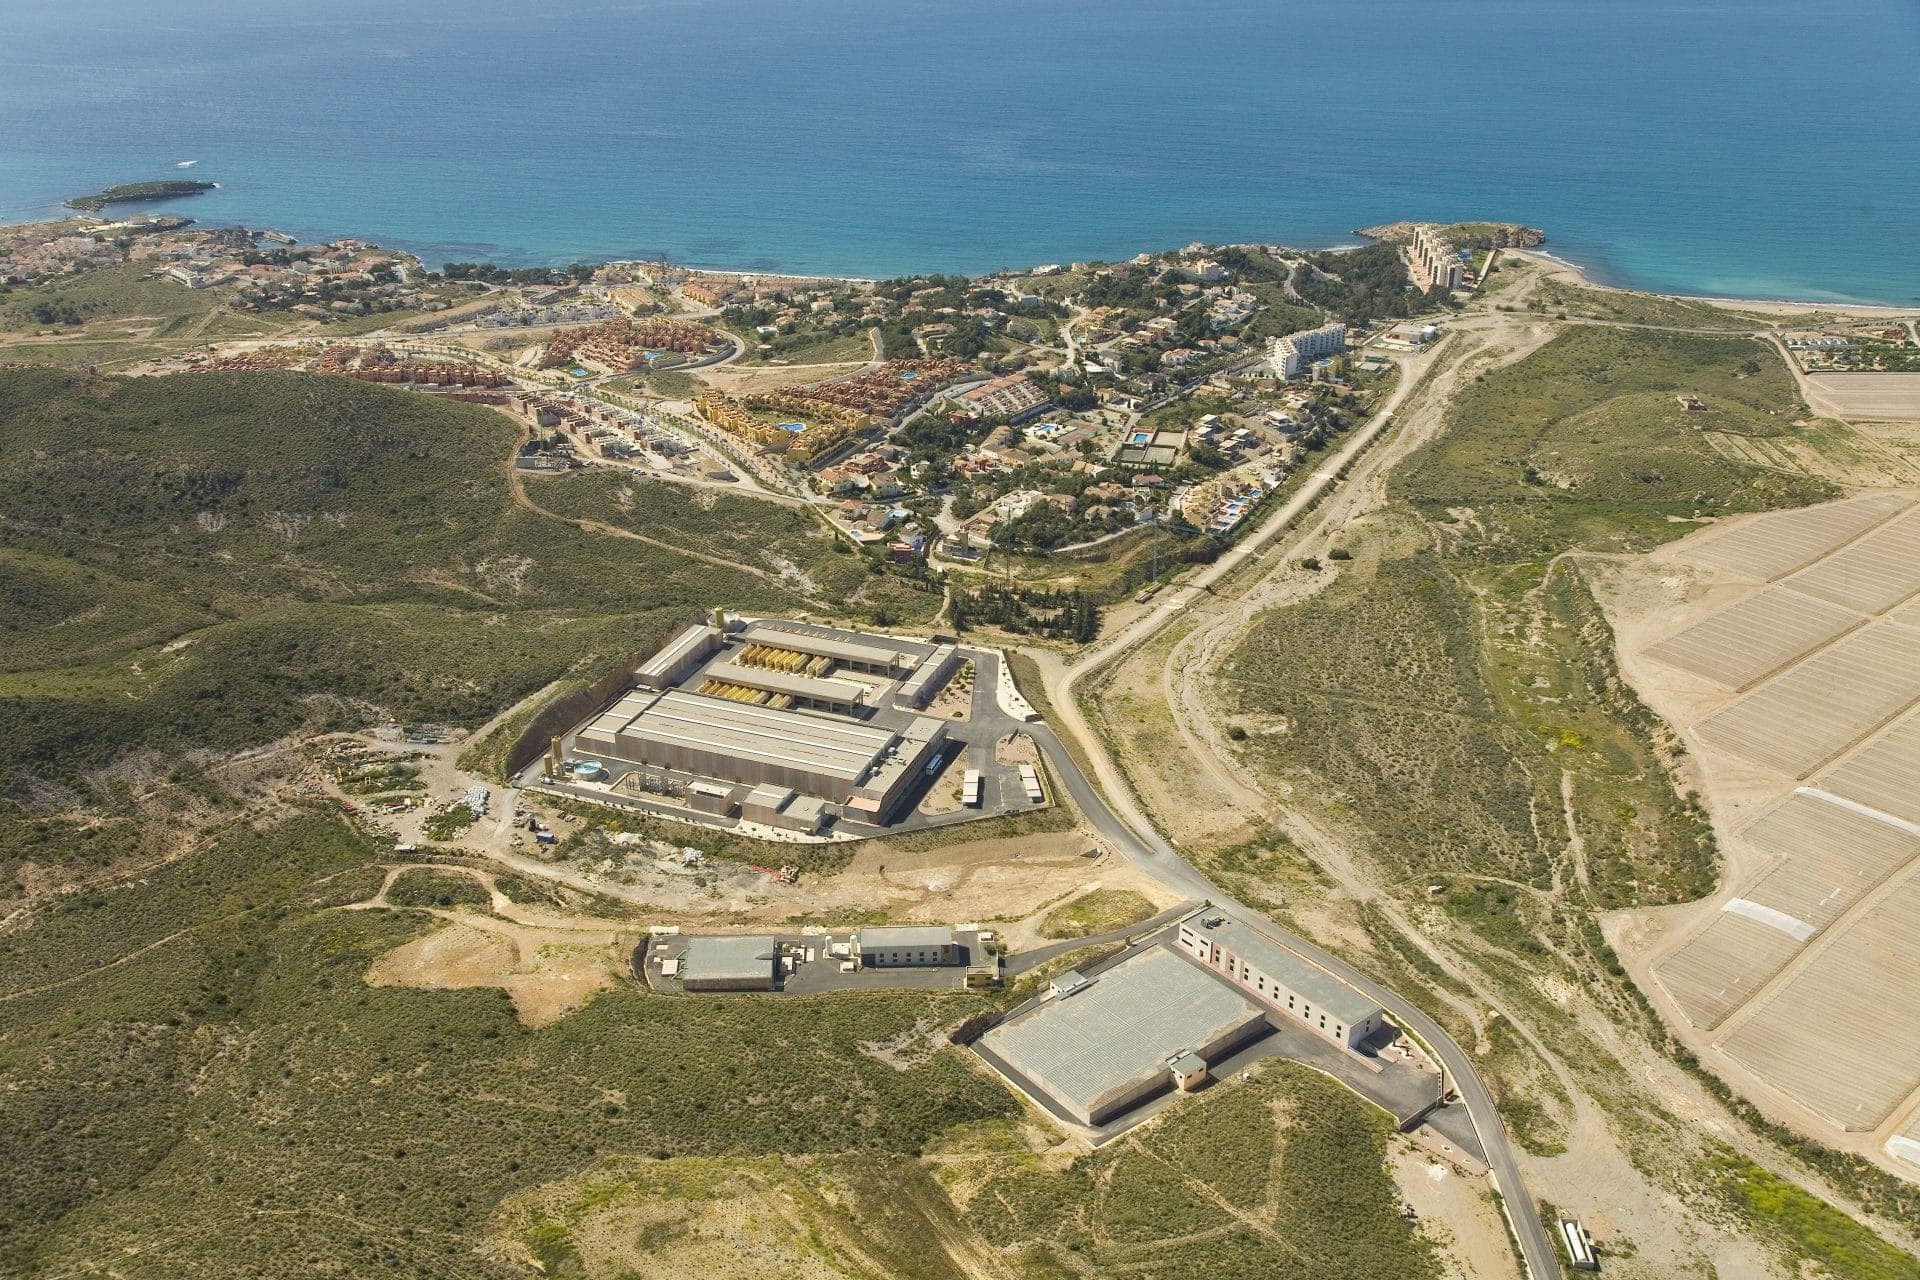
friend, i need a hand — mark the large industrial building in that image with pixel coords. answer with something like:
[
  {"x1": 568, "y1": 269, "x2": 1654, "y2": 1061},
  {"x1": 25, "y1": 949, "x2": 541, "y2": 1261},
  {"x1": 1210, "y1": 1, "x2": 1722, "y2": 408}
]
[
  {"x1": 1176, "y1": 909, "x2": 1384, "y2": 1050},
  {"x1": 561, "y1": 617, "x2": 960, "y2": 829},
  {"x1": 977, "y1": 946, "x2": 1269, "y2": 1126}
]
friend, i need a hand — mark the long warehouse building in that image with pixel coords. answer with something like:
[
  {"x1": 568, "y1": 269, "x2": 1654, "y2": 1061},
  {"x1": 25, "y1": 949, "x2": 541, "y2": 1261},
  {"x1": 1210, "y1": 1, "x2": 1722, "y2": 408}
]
[
  {"x1": 574, "y1": 688, "x2": 946, "y2": 821},
  {"x1": 748, "y1": 622, "x2": 918, "y2": 674},
  {"x1": 978, "y1": 946, "x2": 1268, "y2": 1126},
  {"x1": 1176, "y1": 909, "x2": 1385, "y2": 1049},
  {"x1": 698, "y1": 659, "x2": 869, "y2": 713}
]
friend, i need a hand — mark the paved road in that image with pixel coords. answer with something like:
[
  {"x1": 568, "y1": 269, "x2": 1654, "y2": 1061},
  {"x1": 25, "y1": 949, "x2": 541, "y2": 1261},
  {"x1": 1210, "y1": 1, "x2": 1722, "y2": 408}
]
[
  {"x1": 1019, "y1": 339, "x2": 1565, "y2": 1280},
  {"x1": 1002, "y1": 899, "x2": 1203, "y2": 976},
  {"x1": 1027, "y1": 721, "x2": 1561, "y2": 1279}
]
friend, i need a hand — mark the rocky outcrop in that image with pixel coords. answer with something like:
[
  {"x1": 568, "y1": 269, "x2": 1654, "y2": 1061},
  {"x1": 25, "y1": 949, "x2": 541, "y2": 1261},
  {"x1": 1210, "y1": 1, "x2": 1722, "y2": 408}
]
[{"x1": 1356, "y1": 220, "x2": 1545, "y2": 249}]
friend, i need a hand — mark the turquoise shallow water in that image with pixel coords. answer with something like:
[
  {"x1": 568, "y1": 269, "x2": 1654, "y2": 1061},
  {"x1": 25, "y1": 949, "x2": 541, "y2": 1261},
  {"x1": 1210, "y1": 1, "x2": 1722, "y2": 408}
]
[{"x1": 2, "y1": 0, "x2": 1917, "y2": 303}]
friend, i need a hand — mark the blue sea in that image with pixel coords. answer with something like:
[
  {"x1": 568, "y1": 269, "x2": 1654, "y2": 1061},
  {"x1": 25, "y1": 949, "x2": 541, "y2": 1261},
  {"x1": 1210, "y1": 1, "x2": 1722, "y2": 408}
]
[{"x1": 3, "y1": 0, "x2": 1918, "y2": 303}]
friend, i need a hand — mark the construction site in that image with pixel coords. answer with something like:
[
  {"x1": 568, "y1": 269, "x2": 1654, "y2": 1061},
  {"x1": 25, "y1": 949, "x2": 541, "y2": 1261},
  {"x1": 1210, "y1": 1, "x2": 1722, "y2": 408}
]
[
  {"x1": 696, "y1": 359, "x2": 973, "y2": 466},
  {"x1": 520, "y1": 614, "x2": 1044, "y2": 838},
  {"x1": 539, "y1": 316, "x2": 729, "y2": 371}
]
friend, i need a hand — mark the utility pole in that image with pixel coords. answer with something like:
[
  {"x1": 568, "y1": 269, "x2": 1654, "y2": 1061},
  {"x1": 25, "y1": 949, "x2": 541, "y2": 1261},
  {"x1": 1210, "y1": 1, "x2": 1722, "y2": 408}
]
[{"x1": 1150, "y1": 505, "x2": 1161, "y2": 584}]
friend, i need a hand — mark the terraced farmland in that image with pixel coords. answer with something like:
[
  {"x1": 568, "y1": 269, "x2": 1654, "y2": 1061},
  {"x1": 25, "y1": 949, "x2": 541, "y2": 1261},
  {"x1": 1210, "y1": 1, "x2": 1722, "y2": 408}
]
[
  {"x1": 1653, "y1": 792, "x2": 1920, "y2": 1030},
  {"x1": 1676, "y1": 492, "x2": 1911, "y2": 581},
  {"x1": 1735, "y1": 794, "x2": 1920, "y2": 934},
  {"x1": 1782, "y1": 507, "x2": 1920, "y2": 614},
  {"x1": 1815, "y1": 713, "x2": 1920, "y2": 826},
  {"x1": 1644, "y1": 586, "x2": 1862, "y2": 690},
  {"x1": 1653, "y1": 911, "x2": 1805, "y2": 1030},
  {"x1": 1691, "y1": 620, "x2": 1920, "y2": 777},
  {"x1": 1721, "y1": 872, "x2": 1920, "y2": 1130},
  {"x1": 1622, "y1": 493, "x2": 1920, "y2": 1167}
]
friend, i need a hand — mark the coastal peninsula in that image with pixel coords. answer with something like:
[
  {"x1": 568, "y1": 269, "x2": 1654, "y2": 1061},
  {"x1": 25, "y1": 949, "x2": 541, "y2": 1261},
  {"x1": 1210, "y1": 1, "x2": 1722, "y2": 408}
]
[
  {"x1": 1355, "y1": 219, "x2": 1544, "y2": 248},
  {"x1": 65, "y1": 179, "x2": 215, "y2": 212}
]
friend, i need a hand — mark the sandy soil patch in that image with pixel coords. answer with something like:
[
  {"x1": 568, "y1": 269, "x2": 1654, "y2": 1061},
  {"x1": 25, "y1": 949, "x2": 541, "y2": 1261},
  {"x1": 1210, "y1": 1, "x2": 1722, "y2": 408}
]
[
  {"x1": 992, "y1": 732, "x2": 1037, "y2": 766},
  {"x1": 844, "y1": 830, "x2": 1159, "y2": 930},
  {"x1": 926, "y1": 659, "x2": 976, "y2": 721},
  {"x1": 366, "y1": 910, "x2": 625, "y2": 1028},
  {"x1": 1387, "y1": 1139, "x2": 1517, "y2": 1280},
  {"x1": 917, "y1": 755, "x2": 969, "y2": 816},
  {"x1": 699, "y1": 360, "x2": 868, "y2": 398},
  {"x1": 1802, "y1": 372, "x2": 1920, "y2": 421}
]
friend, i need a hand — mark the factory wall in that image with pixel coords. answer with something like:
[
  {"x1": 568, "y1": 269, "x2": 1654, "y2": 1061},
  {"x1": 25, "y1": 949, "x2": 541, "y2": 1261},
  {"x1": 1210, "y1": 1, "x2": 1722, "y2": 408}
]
[{"x1": 609, "y1": 729, "x2": 855, "y2": 801}]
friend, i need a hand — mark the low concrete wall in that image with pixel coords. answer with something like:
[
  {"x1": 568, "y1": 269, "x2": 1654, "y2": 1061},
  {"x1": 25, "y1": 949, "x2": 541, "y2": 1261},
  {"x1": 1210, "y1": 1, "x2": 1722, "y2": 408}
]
[{"x1": 503, "y1": 616, "x2": 698, "y2": 780}]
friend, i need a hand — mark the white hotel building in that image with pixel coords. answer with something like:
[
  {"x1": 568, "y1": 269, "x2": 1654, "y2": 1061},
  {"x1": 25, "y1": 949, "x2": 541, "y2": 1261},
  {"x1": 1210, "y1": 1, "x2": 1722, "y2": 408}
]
[{"x1": 1269, "y1": 322, "x2": 1347, "y2": 379}]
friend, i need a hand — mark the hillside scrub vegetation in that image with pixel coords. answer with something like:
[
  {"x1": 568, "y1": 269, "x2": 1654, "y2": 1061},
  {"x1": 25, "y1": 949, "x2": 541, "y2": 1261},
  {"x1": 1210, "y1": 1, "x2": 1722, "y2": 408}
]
[
  {"x1": 1037, "y1": 887, "x2": 1158, "y2": 939},
  {"x1": 0, "y1": 811, "x2": 1014, "y2": 1277},
  {"x1": 962, "y1": 1063, "x2": 1431, "y2": 1279},
  {"x1": 532, "y1": 468, "x2": 944, "y2": 626},
  {"x1": 0, "y1": 367, "x2": 823, "y2": 794},
  {"x1": 1212, "y1": 324, "x2": 1920, "y2": 1262},
  {"x1": 1227, "y1": 328, "x2": 1828, "y2": 929}
]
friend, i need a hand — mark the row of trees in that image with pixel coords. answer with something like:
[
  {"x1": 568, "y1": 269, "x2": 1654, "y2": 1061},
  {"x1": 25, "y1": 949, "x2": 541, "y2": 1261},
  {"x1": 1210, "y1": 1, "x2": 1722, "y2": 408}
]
[
  {"x1": 437, "y1": 261, "x2": 596, "y2": 285},
  {"x1": 1293, "y1": 242, "x2": 1452, "y2": 324}
]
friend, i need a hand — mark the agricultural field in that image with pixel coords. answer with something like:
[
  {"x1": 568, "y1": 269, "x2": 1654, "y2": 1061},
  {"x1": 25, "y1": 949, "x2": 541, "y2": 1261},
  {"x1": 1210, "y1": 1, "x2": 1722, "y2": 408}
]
[
  {"x1": 1610, "y1": 493, "x2": 1920, "y2": 1165},
  {"x1": 1674, "y1": 491, "x2": 1911, "y2": 580},
  {"x1": 1191, "y1": 321, "x2": 1920, "y2": 1268},
  {"x1": 1690, "y1": 620, "x2": 1920, "y2": 776},
  {"x1": 1802, "y1": 372, "x2": 1920, "y2": 421},
  {"x1": 1719, "y1": 871, "x2": 1920, "y2": 1129},
  {"x1": 1782, "y1": 507, "x2": 1920, "y2": 613},
  {"x1": 1815, "y1": 712, "x2": 1920, "y2": 824},
  {"x1": 1643, "y1": 585, "x2": 1861, "y2": 690},
  {"x1": 1652, "y1": 793, "x2": 1919, "y2": 1028}
]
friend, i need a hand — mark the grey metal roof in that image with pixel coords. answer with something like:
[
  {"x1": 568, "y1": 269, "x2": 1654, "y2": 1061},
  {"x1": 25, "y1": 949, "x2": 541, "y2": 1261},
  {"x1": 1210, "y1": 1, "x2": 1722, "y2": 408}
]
[
  {"x1": 858, "y1": 925, "x2": 955, "y2": 949},
  {"x1": 981, "y1": 947, "x2": 1264, "y2": 1118},
  {"x1": 614, "y1": 689, "x2": 895, "y2": 782},
  {"x1": 682, "y1": 935, "x2": 777, "y2": 983},
  {"x1": 1188, "y1": 912, "x2": 1381, "y2": 1024},
  {"x1": 897, "y1": 643, "x2": 958, "y2": 702},
  {"x1": 748, "y1": 621, "x2": 916, "y2": 670}
]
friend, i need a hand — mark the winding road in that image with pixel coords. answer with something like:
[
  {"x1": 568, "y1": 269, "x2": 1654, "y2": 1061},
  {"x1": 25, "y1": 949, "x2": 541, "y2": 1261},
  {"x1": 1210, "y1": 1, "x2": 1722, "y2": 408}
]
[{"x1": 1014, "y1": 334, "x2": 1566, "y2": 1280}]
